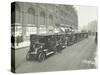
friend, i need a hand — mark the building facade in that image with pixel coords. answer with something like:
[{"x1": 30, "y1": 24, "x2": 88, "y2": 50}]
[{"x1": 11, "y1": 2, "x2": 78, "y2": 42}]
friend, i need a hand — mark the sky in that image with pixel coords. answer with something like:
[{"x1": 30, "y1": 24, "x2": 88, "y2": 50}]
[{"x1": 74, "y1": 5, "x2": 97, "y2": 29}]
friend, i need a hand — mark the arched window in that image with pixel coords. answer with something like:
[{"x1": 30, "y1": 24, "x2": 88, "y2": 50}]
[
  {"x1": 28, "y1": 8, "x2": 35, "y2": 24},
  {"x1": 49, "y1": 14, "x2": 53, "y2": 25},
  {"x1": 15, "y1": 4, "x2": 20, "y2": 23},
  {"x1": 40, "y1": 11, "x2": 45, "y2": 25}
]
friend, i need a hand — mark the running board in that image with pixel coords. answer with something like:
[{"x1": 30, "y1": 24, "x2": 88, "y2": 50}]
[{"x1": 46, "y1": 51, "x2": 54, "y2": 56}]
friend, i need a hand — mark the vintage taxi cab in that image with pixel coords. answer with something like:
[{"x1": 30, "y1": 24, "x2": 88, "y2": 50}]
[{"x1": 26, "y1": 33, "x2": 67, "y2": 62}]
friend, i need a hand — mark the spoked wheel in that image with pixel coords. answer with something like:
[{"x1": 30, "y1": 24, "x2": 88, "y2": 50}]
[{"x1": 38, "y1": 52, "x2": 46, "y2": 62}]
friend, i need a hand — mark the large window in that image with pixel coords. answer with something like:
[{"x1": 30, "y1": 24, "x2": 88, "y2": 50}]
[
  {"x1": 39, "y1": 26, "x2": 46, "y2": 34},
  {"x1": 26, "y1": 27, "x2": 37, "y2": 36},
  {"x1": 40, "y1": 11, "x2": 45, "y2": 25},
  {"x1": 49, "y1": 14, "x2": 53, "y2": 25},
  {"x1": 28, "y1": 8, "x2": 35, "y2": 24}
]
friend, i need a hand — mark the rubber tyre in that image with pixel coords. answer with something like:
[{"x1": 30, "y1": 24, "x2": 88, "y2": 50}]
[{"x1": 38, "y1": 52, "x2": 45, "y2": 62}]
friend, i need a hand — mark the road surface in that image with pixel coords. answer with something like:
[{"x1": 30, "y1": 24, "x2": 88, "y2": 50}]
[{"x1": 15, "y1": 36, "x2": 97, "y2": 73}]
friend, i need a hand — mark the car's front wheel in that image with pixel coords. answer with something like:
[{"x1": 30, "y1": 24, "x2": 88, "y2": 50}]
[{"x1": 38, "y1": 52, "x2": 46, "y2": 62}]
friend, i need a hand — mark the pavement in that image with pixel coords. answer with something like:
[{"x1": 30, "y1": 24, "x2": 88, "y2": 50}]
[
  {"x1": 15, "y1": 41, "x2": 30, "y2": 49},
  {"x1": 15, "y1": 36, "x2": 97, "y2": 73}
]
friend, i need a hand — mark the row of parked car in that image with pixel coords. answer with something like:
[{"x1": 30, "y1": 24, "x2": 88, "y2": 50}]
[{"x1": 26, "y1": 32, "x2": 88, "y2": 62}]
